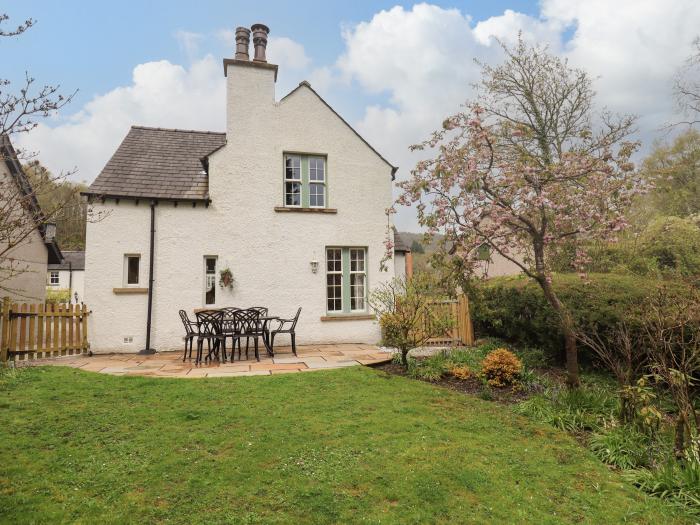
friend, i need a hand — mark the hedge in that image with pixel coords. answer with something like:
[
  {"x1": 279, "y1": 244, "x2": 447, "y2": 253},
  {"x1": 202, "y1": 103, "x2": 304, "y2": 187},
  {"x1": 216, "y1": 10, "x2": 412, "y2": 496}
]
[{"x1": 470, "y1": 273, "x2": 693, "y2": 361}]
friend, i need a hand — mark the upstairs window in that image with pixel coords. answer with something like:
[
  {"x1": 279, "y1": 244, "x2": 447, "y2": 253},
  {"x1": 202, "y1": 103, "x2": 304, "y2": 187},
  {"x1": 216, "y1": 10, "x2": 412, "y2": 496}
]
[
  {"x1": 309, "y1": 157, "x2": 325, "y2": 208},
  {"x1": 284, "y1": 153, "x2": 327, "y2": 209},
  {"x1": 285, "y1": 155, "x2": 301, "y2": 207}
]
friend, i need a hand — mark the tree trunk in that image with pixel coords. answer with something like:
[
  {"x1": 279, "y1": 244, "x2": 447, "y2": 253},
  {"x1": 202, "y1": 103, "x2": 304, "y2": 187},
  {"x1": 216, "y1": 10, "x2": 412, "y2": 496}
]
[
  {"x1": 401, "y1": 348, "x2": 409, "y2": 367},
  {"x1": 539, "y1": 277, "x2": 580, "y2": 387}
]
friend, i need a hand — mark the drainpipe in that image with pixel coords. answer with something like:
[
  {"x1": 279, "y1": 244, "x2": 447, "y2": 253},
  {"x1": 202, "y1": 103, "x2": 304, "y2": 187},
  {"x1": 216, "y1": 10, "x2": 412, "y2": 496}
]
[
  {"x1": 139, "y1": 200, "x2": 157, "y2": 354},
  {"x1": 68, "y1": 261, "x2": 73, "y2": 301}
]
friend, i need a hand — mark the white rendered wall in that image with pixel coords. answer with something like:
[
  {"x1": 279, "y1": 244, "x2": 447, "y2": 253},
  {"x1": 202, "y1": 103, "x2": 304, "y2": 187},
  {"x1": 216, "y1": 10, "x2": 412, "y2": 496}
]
[
  {"x1": 85, "y1": 62, "x2": 396, "y2": 353},
  {"x1": 394, "y1": 253, "x2": 406, "y2": 280},
  {"x1": 48, "y1": 269, "x2": 85, "y2": 303},
  {"x1": 0, "y1": 162, "x2": 48, "y2": 303}
]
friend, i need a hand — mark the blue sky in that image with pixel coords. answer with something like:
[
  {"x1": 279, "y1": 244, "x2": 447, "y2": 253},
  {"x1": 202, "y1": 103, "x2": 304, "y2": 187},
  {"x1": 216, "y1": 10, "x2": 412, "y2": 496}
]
[
  {"x1": 5, "y1": 1, "x2": 700, "y2": 231},
  {"x1": 5, "y1": 1, "x2": 537, "y2": 118}
]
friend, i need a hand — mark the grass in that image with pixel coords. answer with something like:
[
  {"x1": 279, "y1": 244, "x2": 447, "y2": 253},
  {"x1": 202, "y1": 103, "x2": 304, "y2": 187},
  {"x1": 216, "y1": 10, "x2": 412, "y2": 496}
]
[{"x1": 0, "y1": 366, "x2": 693, "y2": 524}]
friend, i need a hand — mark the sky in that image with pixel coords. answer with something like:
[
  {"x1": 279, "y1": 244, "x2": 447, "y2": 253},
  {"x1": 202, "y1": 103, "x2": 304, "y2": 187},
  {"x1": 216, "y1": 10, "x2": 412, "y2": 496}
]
[{"x1": 4, "y1": 0, "x2": 700, "y2": 231}]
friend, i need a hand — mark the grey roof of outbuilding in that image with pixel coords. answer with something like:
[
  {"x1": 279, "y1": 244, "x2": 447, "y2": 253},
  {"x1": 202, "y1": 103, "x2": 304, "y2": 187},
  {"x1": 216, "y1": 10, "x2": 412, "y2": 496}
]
[
  {"x1": 84, "y1": 126, "x2": 226, "y2": 201},
  {"x1": 393, "y1": 228, "x2": 411, "y2": 253},
  {"x1": 48, "y1": 251, "x2": 85, "y2": 271}
]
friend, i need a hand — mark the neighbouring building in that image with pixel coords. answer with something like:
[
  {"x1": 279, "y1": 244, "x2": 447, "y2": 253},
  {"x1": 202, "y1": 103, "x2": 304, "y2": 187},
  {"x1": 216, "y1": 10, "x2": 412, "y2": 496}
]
[
  {"x1": 83, "y1": 23, "x2": 400, "y2": 353},
  {"x1": 393, "y1": 230, "x2": 413, "y2": 280},
  {"x1": 0, "y1": 134, "x2": 62, "y2": 303},
  {"x1": 47, "y1": 250, "x2": 85, "y2": 303}
]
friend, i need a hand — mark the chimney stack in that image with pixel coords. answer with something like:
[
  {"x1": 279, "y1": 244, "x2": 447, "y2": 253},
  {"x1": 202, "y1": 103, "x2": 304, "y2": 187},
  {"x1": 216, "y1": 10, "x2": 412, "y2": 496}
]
[
  {"x1": 234, "y1": 27, "x2": 251, "y2": 60},
  {"x1": 251, "y1": 23, "x2": 270, "y2": 62}
]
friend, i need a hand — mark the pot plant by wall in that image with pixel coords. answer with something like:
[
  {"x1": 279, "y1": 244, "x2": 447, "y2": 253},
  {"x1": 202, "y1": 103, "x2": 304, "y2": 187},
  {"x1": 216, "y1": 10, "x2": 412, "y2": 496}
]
[{"x1": 219, "y1": 267, "x2": 236, "y2": 291}]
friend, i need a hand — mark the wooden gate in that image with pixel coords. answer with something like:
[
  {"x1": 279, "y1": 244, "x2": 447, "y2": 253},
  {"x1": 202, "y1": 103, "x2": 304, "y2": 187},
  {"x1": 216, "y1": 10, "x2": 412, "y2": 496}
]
[
  {"x1": 0, "y1": 297, "x2": 90, "y2": 363},
  {"x1": 423, "y1": 295, "x2": 474, "y2": 347}
]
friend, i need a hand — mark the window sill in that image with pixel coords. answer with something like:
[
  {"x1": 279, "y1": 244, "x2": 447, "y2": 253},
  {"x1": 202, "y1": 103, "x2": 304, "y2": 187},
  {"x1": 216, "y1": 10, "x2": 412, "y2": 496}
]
[
  {"x1": 274, "y1": 206, "x2": 337, "y2": 214},
  {"x1": 320, "y1": 314, "x2": 375, "y2": 322},
  {"x1": 113, "y1": 287, "x2": 148, "y2": 295}
]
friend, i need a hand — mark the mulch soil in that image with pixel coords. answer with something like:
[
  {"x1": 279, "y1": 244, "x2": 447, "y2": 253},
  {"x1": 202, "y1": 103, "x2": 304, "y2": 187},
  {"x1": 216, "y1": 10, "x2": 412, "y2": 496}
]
[{"x1": 373, "y1": 360, "x2": 563, "y2": 404}]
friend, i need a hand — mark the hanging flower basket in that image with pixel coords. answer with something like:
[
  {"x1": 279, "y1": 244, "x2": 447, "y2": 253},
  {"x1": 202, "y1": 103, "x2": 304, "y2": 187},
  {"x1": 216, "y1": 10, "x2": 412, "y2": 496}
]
[{"x1": 219, "y1": 268, "x2": 236, "y2": 291}]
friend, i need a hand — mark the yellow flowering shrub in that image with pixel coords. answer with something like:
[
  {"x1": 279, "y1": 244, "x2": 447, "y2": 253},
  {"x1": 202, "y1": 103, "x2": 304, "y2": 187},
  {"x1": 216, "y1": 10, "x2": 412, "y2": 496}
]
[
  {"x1": 449, "y1": 365, "x2": 472, "y2": 380},
  {"x1": 481, "y1": 348, "x2": 522, "y2": 387}
]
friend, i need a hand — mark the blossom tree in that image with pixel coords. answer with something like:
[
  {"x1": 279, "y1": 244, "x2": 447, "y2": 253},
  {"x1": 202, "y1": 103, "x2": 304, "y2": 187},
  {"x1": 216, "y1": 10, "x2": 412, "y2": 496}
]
[{"x1": 397, "y1": 38, "x2": 642, "y2": 386}]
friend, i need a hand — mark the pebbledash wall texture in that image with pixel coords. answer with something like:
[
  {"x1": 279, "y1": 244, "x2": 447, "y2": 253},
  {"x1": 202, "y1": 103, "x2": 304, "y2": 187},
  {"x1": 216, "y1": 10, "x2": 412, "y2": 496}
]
[{"x1": 84, "y1": 24, "x2": 398, "y2": 353}]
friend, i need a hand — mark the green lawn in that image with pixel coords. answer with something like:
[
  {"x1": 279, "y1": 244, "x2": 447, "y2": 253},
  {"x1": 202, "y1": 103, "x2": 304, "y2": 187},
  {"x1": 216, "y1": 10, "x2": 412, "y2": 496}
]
[{"x1": 0, "y1": 366, "x2": 692, "y2": 524}]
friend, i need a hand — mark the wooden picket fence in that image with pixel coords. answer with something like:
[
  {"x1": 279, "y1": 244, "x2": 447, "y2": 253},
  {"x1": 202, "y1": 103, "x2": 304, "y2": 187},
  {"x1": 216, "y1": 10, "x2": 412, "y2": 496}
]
[
  {"x1": 0, "y1": 297, "x2": 90, "y2": 363},
  {"x1": 422, "y1": 295, "x2": 474, "y2": 347}
]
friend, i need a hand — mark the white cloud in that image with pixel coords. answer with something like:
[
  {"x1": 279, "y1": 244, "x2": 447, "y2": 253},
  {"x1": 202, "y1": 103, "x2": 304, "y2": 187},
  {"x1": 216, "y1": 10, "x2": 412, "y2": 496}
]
[
  {"x1": 16, "y1": 2, "x2": 700, "y2": 232},
  {"x1": 174, "y1": 30, "x2": 204, "y2": 60},
  {"x1": 473, "y1": 9, "x2": 564, "y2": 49},
  {"x1": 217, "y1": 28, "x2": 236, "y2": 48},
  {"x1": 16, "y1": 56, "x2": 225, "y2": 182},
  {"x1": 334, "y1": 1, "x2": 700, "y2": 229},
  {"x1": 267, "y1": 37, "x2": 311, "y2": 70}
]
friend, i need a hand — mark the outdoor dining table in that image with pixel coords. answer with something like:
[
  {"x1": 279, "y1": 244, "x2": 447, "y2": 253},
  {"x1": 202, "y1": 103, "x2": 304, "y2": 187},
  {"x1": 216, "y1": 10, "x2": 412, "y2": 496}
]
[{"x1": 192, "y1": 308, "x2": 280, "y2": 357}]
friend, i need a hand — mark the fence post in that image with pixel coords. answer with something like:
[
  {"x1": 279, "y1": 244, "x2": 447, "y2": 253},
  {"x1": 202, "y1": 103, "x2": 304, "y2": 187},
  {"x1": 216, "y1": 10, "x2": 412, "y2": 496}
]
[
  {"x1": 0, "y1": 296, "x2": 9, "y2": 364},
  {"x1": 81, "y1": 304, "x2": 89, "y2": 354}
]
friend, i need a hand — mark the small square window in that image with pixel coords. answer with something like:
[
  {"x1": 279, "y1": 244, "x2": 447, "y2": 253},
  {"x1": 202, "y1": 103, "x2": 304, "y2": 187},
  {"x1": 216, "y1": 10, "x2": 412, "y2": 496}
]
[{"x1": 49, "y1": 271, "x2": 59, "y2": 286}]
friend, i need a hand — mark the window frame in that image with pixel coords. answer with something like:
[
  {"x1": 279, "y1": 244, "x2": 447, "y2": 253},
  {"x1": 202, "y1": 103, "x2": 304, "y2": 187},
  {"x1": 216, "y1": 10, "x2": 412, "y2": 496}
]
[
  {"x1": 283, "y1": 152, "x2": 328, "y2": 209},
  {"x1": 325, "y1": 248, "x2": 343, "y2": 313},
  {"x1": 284, "y1": 154, "x2": 302, "y2": 208},
  {"x1": 49, "y1": 270, "x2": 59, "y2": 286},
  {"x1": 325, "y1": 246, "x2": 368, "y2": 315},
  {"x1": 349, "y1": 248, "x2": 367, "y2": 312},
  {"x1": 204, "y1": 256, "x2": 217, "y2": 306},
  {"x1": 308, "y1": 156, "x2": 326, "y2": 209},
  {"x1": 123, "y1": 254, "x2": 141, "y2": 287}
]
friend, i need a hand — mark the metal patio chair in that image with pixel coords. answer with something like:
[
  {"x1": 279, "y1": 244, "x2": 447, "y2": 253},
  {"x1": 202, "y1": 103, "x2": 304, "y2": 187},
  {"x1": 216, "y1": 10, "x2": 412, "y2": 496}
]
[
  {"x1": 195, "y1": 310, "x2": 226, "y2": 364},
  {"x1": 267, "y1": 307, "x2": 302, "y2": 356},
  {"x1": 179, "y1": 309, "x2": 199, "y2": 362}
]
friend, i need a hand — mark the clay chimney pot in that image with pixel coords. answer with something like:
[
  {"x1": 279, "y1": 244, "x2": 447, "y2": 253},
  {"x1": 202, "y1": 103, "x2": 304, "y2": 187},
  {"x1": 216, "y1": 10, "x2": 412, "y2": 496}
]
[
  {"x1": 251, "y1": 23, "x2": 270, "y2": 63},
  {"x1": 234, "y1": 27, "x2": 251, "y2": 60}
]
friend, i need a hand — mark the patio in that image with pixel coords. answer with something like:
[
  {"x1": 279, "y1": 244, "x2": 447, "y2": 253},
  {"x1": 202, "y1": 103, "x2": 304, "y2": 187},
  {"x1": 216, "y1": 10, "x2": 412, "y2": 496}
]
[{"x1": 31, "y1": 344, "x2": 392, "y2": 378}]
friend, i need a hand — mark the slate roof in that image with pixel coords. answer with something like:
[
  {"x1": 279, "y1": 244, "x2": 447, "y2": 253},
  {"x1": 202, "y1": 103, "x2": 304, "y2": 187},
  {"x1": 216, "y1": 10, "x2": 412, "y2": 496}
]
[
  {"x1": 85, "y1": 126, "x2": 226, "y2": 201},
  {"x1": 48, "y1": 250, "x2": 85, "y2": 271},
  {"x1": 1, "y1": 134, "x2": 62, "y2": 263},
  {"x1": 393, "y1": 228, "x2": 411, "y2": 253}
]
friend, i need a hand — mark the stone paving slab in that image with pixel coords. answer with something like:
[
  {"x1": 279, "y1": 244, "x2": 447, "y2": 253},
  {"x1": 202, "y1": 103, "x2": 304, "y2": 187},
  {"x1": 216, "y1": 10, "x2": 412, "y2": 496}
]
[{"x1": 29, "y1": 344, "x2": 391, "y2": 378}]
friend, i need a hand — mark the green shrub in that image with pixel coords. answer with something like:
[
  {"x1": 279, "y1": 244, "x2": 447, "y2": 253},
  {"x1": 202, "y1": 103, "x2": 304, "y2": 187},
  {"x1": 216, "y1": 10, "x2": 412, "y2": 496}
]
[
  {"x1": 514, "y1": 387, "x2": 618, "y2": 433},
  {"x1": 514, "y1": 347, "x2": 549, "y2": 368},
  {"x1": 470, "y1": 273, "x2": 693, "y2": 361},
  {"x1": 446, "y1": 345, "x2": 493, "y2": 369},
  {"x1": 589, "y1": 426, "x2": 652, "y2": 469},
  {"x1": 550, "y1": 216, "x2": 700, "y2": 280},
  {"x1": 408, "y1": 353, "x2": 449, "y2": 381},
  {"x1": 626, "y1": 459, "x2": 700, "y2": 516}
]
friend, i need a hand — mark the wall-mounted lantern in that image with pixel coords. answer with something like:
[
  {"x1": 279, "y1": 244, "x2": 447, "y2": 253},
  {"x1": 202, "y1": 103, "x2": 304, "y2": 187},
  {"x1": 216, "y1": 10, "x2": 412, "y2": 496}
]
[{"x1": 310, "y1": 260, "x2": 319, "y2": 274}]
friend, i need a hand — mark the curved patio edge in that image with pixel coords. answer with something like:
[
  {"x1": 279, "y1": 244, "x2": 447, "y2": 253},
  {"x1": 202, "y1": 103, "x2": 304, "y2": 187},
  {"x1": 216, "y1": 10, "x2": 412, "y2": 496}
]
[{"x1": 27, "y1": 344, "x2": 393, "y2": 378}]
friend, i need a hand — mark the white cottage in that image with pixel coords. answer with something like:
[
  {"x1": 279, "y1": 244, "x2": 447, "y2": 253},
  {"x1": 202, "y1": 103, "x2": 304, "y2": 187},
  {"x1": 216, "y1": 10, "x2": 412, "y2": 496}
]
[
  {"x1": 83, "y1": 24, "x2": 399, "y2": 353},
  {"x1": 47, "y1": 251, "x2": 85, "y2": 303}
]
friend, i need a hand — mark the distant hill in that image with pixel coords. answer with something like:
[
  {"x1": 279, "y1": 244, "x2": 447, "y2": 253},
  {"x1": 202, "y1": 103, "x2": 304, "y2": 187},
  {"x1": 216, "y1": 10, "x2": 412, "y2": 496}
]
[
  {"x1": 397, "y1": 232, "x2": 444, "y2": 271},
  {"x1": 397, "y1": 232, "x2": 443, "y2": 253}
]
